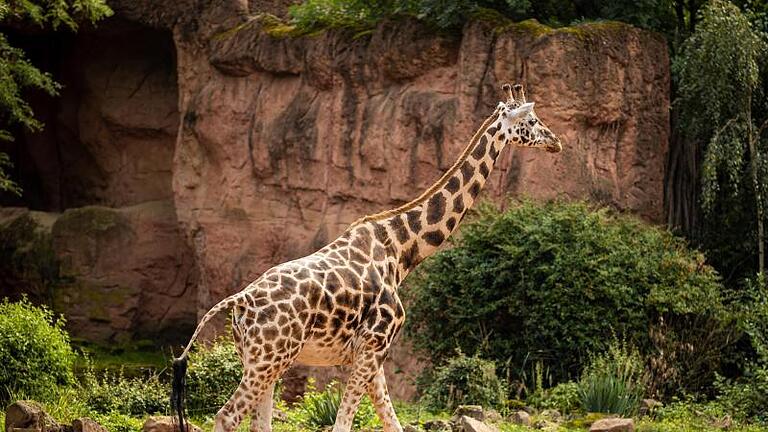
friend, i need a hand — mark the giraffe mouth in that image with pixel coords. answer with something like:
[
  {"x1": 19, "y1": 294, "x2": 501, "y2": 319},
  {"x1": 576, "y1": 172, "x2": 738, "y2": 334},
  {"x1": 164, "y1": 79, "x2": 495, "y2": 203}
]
[{"x1": 546, "y1": 141, "x2": 563, "y2": 153}]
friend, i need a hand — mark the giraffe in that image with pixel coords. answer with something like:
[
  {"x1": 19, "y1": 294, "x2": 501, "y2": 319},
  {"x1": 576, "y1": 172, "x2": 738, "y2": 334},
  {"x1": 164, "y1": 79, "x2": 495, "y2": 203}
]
[{"x1": 171, "y1": 83, "x2": 562, "y2": 432}]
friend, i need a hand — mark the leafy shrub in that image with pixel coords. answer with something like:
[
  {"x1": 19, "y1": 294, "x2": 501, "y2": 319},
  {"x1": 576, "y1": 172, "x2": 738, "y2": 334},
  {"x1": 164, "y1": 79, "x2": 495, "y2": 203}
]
[
  {"x1": 0, "y1": 297, "x2": 76, "y2": 402},
  {"x1": 404, "y1": 200, "x2": 729, "y2": 393},
  {"x1": 420, "y1": 352, "x2": 507, "y2": 412},
  {"x1": 282, "y1": 0, "x2": 677, "y2": 33},
  {"x1": 712, "y1": 366, "x2": 768, "y2": 423},
  {"x1": 527, "y1": 381, "x2": 580, "y2": 413},
  {"x1": 290, "y1": 379, "x2": 378, "y2": 429},
  {"x1": 186, "y1": 336, "x2": 243, "y2": 414},
  {"x1": 83, "y1": 368, "x2": 168, "y2": 416},
  {"x1": 90, "y1": 412, "x2": 146, "y2": 432},
  {"x1": 578, "y1": 340, "x2": 647, "y2": 416}
]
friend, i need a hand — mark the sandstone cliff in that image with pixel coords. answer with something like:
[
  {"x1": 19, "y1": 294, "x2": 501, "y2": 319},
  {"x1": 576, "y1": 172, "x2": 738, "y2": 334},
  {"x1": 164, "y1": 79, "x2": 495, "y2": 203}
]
[{"x1": 0, "y1": 0, "x2": 669, "y2": 400}]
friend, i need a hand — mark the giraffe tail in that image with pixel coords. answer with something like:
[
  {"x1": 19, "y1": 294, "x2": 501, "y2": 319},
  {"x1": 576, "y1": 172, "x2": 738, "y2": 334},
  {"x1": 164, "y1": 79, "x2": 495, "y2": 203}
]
[{"x1": 171, "y1": 291, "x2": 246, "y2": 432}]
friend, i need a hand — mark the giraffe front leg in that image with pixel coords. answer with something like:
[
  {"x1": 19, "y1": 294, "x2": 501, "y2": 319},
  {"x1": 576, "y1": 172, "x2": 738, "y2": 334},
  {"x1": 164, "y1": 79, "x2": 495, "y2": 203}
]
[
  {"x1": 249, "y1": 382, "x2": 275, "y2": 432},
  {"x1": 368, "y1": 366, "x2": 403, "y2": 432}
]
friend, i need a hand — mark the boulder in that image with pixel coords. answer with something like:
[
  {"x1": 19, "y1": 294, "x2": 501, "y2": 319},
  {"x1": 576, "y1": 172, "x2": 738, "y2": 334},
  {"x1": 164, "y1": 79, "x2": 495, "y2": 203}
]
[
  {"x1": 456, "y1": 416, "x2": 499, "y2": 432},
  {"x1": 404, "y1": 425, "x2": 422, "y2": 432},
  {"x1": 589, "y1": 418, "x2": 635, "y2": 432},
  {"x1": 509, "y1": 410, "x2": 531, "y2": 426},
  {"x1": 5, "y1": 401, "x2": 59, "y2": 432},
  {"x1": 483, "y1": 409, "x2": 502, "y2": 423},
  {"x1": 72, "y1": 418, "x2": 107, "y2": 432},
  {"x1": 142, "y1": 417, "x2": 202, "y2": 432},
  {"x1": 452, "y1": 405, "x2": 484, "y2": 422}
]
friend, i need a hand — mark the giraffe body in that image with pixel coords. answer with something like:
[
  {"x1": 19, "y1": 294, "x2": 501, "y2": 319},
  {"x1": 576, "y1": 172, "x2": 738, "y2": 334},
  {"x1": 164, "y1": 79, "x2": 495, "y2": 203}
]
[{"x1": 171, "y1": 84, "x2": 561, "y2": 432}]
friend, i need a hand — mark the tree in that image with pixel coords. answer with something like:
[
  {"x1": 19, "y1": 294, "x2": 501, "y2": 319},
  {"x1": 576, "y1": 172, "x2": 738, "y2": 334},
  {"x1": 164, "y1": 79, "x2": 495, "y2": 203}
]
[
  {"x1": 0, "y1": 0, "x2": 112, "y2": 194},
  {"x1": 674, "y1": 0, "x2": 768, "y2": 273}
]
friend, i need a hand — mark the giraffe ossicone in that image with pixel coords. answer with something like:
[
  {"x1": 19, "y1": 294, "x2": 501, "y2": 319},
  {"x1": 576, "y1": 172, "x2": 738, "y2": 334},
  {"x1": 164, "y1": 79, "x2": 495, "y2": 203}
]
[{"x1": 171, "y1": 83, "x2": 562, "y2": 432}]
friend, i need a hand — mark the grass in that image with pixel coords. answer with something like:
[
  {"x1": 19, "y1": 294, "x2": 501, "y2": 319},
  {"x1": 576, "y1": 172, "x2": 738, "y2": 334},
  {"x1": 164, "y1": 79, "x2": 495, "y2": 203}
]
[{"x1": 72, "y1": 340, "x2": 170, "y2": 377}]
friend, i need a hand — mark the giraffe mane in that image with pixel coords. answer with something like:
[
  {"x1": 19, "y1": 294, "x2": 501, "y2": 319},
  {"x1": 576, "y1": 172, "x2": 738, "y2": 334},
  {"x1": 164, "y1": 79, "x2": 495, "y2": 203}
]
[{"x1": 350, "y1": 111, "x2": 500, "y2": 227}]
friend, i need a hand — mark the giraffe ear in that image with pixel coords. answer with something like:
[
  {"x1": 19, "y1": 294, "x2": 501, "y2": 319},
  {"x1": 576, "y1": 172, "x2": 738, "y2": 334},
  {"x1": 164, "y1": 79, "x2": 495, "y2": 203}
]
[{"x1": 509, "y1": 102, "x2": 534, "y2": 118}]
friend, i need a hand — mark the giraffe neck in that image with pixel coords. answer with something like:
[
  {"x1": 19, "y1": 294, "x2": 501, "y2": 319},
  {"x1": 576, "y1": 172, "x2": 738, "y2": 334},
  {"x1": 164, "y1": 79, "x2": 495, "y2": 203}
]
[{"x1": 358, "y1": 111, "x2": 509, "y2": 279}]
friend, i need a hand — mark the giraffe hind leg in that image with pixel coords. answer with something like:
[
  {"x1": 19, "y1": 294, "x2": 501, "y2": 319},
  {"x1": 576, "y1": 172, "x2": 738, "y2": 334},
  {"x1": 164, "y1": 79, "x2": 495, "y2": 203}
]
[
  {"x1": 368, "y1": 366, "x2": 403, "y2": 432},
  {"x1": 249, "y1": 382, "x2": 275, "y2": 432}
]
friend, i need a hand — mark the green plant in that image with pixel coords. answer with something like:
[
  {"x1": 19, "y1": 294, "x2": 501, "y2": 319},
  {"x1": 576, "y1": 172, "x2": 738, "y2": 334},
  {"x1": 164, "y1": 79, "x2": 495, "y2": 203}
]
[
  {"x1": 420, "y1": 352, "x2": 507, "y2": 412},
  {"x1": 89, "y1": 412, "x2": 146, "y2": 432},
  {"x1": 578, "y1": 340, "x2": 647, "y2": 416},
  {"x1": 712, "y1": 365, "x2": 768, "y2": 423},
  {"x1": 291, "y1": 379, "x2": 378, "y2": 429},
  {"x1": 0, "y1": 297, "x2": 76, "y2": 403},
  {"x1": 82, "y1": 367, "x2": 168, "y2": 416},
  {"x1": 404, "y1": 200, "x2": 729, "y2": 393},
  {"x1": 527, "y1": 381, "x2": 581, "y2": 413},
  {"x1": 674, "y1": 0, "x2": 768, "y2": 277},
  {"x1": 186, "y1": 336, "x2": 243, "y2": 414}
]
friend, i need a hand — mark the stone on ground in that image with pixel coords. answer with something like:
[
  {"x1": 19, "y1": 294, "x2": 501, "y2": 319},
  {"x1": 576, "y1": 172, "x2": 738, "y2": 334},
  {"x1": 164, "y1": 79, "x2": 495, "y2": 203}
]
[
  {"x1": 589, "y1": 418, "x2": 635, "y2": 432},
  {"x1": 456, "y1": 416, "x2": 499, "y2": 432},
  {"x1": 509, "y1": 410, "x2": 531, "y2": 426},
  {"x1": 5, "y1": 400, "x2": 59, "y2": 432},
  {"x1": 72, "y1": 418, "x2": 107, "y2": 432},
  {"x1": 452, "y1": 405, "x2": 485, "y2": 421},
  {"x1": 142, "y1": 416, "x2": 202, "y2": 432}
]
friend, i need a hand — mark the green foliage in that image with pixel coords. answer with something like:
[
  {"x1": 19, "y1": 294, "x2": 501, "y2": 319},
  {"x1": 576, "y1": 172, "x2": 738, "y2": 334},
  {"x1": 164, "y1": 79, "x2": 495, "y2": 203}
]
[
  {"x1": 0, "y1": 297, "x2": 76, "y2": 403},
  {"x1": 404, "y1": 200, "x2": 729, "y2": 392},
  {"x1": 527, "y1": 381, "x2": 581, "y2": 413},
  {"x1": 0, "y1": 152, "x2": 20, "y2": 195},
  {"x1": 89, "y1": 412, "x2": 146, "y2": 432},
  {"x1": 675, "y1": 0, "x2": 767, "y2": 211},
  {"x1": 713, "y1": 366, "x2": 768, "y2": 423},
  {"x1": 291, "y1": 379, "x2": 378, "y2": 429},
  {"x1": 578, "y1": 340, "x2": 648, "y2": 416},
  {"x1": 282, "y1": 0, "x2": 683, "y2": 34},
  {"x1": 420, "y1": 352, "x2": 507, "y2": 412},
  {"x1": 186, "y1": 336, "x2": 243, "y2": 414},
  {"x1": 82, "y1": 368, "x2": 168, "y2": 416}
]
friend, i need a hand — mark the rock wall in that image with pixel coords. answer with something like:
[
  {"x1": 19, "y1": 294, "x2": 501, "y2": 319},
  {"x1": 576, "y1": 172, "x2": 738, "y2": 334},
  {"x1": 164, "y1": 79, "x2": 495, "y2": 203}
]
[
  {"x1": 1, "y1": 0, "x2": 669, "y2": 400},
  {"x1": 0, "y1": 20, "x2": 195, "y2": 344}
]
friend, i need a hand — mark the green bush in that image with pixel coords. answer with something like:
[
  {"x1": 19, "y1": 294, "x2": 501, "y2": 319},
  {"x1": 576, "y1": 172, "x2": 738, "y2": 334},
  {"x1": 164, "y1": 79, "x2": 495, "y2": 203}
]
[
  {"x1": 83, "y1": 368, "x2": 168, "y2": 416},
  {"x1": 283, "y1": 0, "x2": 677, "y2": 32},
  {"x1": 186, "y1": 336, "x2": 243, "y2": 414},
  {"x1": 578, "y1": 340, "x2": 647, "y2": 416},
  {"x1": 420, "y1": 352, "x2": 507, "y2": 412},
  {"x1": 712, "y1": 366, "x2": 768, "y2": 423},
  {"x1": 527, "y1": 381, "x2": 581, "y2": 413},
  {"x1": 0, "y1": 297, "x2": 76, "y2": 402},
  {"x1": 290, "y1": 379, "x2": 378, "y2": 429},
  {"x1": 404, "y1": 200, "x2": 729, "y2": 393}
]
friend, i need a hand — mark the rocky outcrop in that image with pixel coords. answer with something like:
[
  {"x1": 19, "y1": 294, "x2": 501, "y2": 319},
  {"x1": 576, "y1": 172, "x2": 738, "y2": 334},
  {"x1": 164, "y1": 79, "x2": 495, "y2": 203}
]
[{"x1": 0, "y1": 201, "x2": 196, "y2": 343}]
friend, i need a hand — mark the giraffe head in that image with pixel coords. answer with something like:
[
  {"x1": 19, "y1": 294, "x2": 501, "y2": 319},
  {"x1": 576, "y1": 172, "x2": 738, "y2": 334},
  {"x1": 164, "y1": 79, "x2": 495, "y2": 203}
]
[{"x1": 496, "y1": 83, "x2": 562, "y2": 153}]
